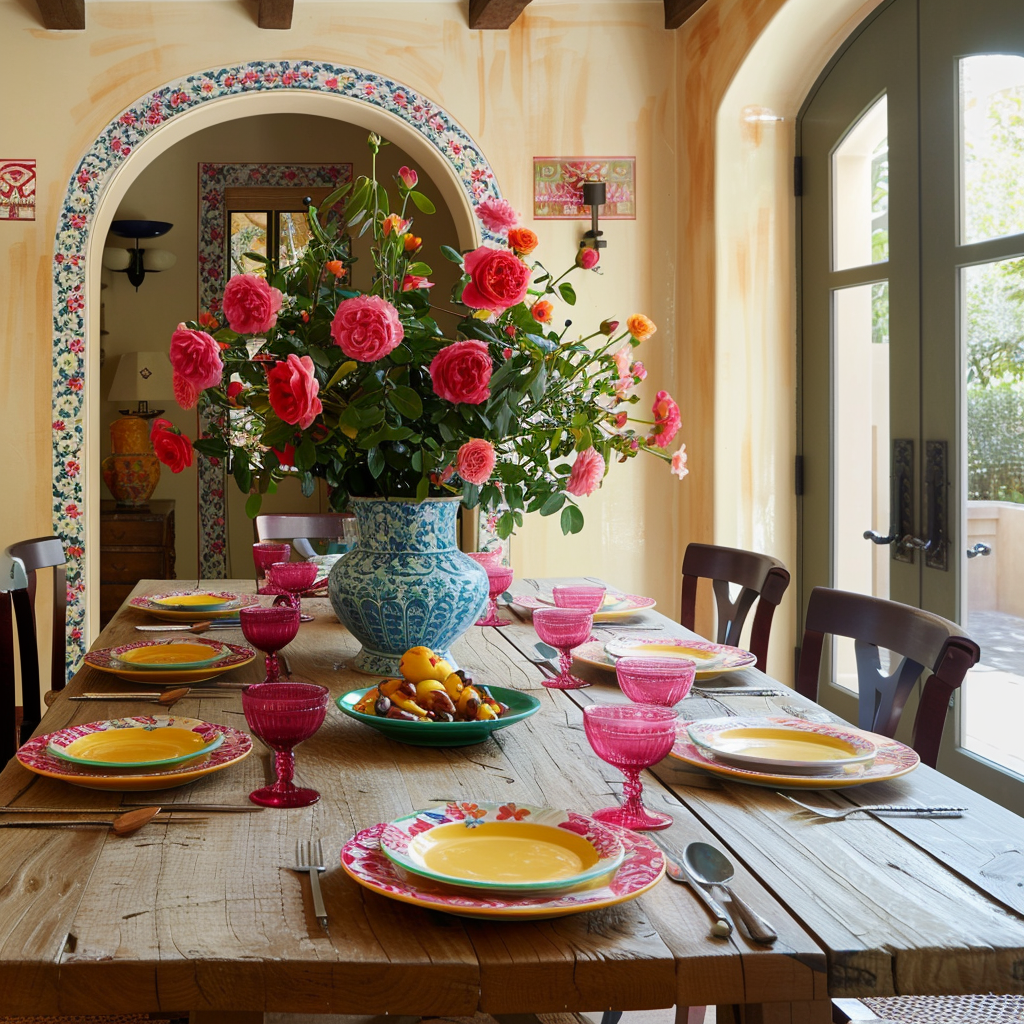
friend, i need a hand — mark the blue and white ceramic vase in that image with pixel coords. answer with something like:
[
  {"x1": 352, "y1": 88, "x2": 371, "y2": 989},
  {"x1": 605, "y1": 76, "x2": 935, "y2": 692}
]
[{"x1": 328, "y1": 497, "x2": 489, "y2": 675}]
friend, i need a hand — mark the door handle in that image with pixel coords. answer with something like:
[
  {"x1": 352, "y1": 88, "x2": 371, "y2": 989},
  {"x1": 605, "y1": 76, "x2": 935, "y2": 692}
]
[
  {"x1": 967, "y1": 543, "x2": 992, "y2": 559},
  {"x1": 863, "y1": 440, "x2": 915, "y2": 563},
  {"x1": 863, "y1": 528, "x2": 896, "y2": 544}
]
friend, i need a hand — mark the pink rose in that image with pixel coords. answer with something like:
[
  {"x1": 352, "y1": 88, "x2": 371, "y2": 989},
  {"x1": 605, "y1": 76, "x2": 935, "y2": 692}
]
[
  {"x1": 398, "y1": 165, "x2": 418, "y2": 189},
  {"x1": 566, "y1": 447, "x2": 606, "y2": 497},
  {"x1": 429, "y1": 340, "x2": 493, "y2": 405},
  {"x1": 671, "y1": 444, "x2": 689, "y2": 480},
  {"x1": 402, "y1": 274, "x2": 434, "y2": 292},
  {"x1": 649, "y1": 390, "x2": 681, "y2": 449},
  {"x1": 267, "y1": 354, "x2": 323, "y2": 429},
  {"x1": 169, "y1": 324, "x2": 222, "y2": 408},
  {"x1": 461, "y1": 246, "x2": 531, "y2": 313},
  {"x1": 173, "y1": 373, "x2": 199, "y2": 410},
  {"x1": 456, "y1": 439, "x2": 497, "y2": 485},
  {"x1": 576, "y1": 247, "x2": 600, "y2": 270},
  {"x1": 476, "y1": 197, "x2": 519, "y2": 235},
  {"x1": 330, "y1": 294, "x2": 404, "y2": 362},
  {"x1": 221, "y1": 273, "x2": 283, "y2": 334}
]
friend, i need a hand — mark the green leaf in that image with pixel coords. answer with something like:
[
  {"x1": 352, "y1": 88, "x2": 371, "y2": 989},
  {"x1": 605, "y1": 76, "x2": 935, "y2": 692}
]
[
  {"x1": 416, "y1": 475, "x2": 431, "y2": 501},
  {"x1": 193, "y1": 437, "x2": 230, "y2": 459},
  {"x1": 388, "y1": 385, "x2": 424, "y2": 419},
  {"x1": 242, "y1": 251, "x2": 271, "y2": 266},
  {"x1": 318, "y1": 181, "x2": 353, "y2": 218},
  {"x1": 560, "y1": 504, "x2": 585, "y2": 535},
  {"x1": 405, "y1": 261, "x2": 433, "y2": 276},
  {"x1": 295, "y1": 434, "x2": 317, "y2": 471},
  {"x1": 245, "y1": 492, "x2": 262, "y2": 519},
  {"x1": 367, "y1": 446, "x2": 385, "y2": 479},
  {"x1": 300, "y1": 471, "x2": 316, "y2": 498},
  {"x1": 576, "y1": 427, "x2": 593, "y2": 451},
  {"x1": 232, "y1": 450, "x2": 252, "y2": 494},
  {"x1": 440, "y1": 245, "x2": 464, "y2": 264},
  {"x1": 540, "y1": 492, "x2": 566, "y2": 516},
  {"x1": 558, "y1": 282, "x2": 577, "y2": 306},
  {"x1": 326, "y1": 360, "x2": 358, "y2": 390},
  {"x1": 409, "y1": 190, "x2": 436, "y2": 214}
]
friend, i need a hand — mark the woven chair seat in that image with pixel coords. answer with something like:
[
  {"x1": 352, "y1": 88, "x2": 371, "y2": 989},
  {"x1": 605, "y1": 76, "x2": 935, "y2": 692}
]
[{"x1": 862, "y1": 994, "x2": 1024, "y2": 1023}]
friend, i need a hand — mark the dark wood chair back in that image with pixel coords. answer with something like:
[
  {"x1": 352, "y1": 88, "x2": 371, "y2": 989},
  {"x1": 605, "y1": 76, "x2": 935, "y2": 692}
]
[
  {"x1": 254, "y1": 513, "x2": 355, "y2": 545},
  {"x1": 680, "y1": 543, "x2": 791, "y2": 671},
  {"x1": 3, "y1": 537, "x2": 66, "y2": 758},
  {"x1": 796, "y1": 586, "x2": 981, "y2": 768}
]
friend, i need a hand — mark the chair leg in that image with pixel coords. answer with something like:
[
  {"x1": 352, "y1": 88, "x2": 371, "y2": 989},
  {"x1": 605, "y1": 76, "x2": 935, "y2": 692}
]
[{"x1": 601, "y1": 1013, "x2": 624, "y2": 1024}]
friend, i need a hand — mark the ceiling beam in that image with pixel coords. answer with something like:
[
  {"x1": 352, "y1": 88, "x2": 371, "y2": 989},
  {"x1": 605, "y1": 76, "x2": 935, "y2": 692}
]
[
  {"x1": 468, "y1": 0, "x2": 532, "y2": 30},
  {"x1": 36, "y1": 0, "x2": 84, "y2": 30},
  {"x1": 664, "y1": 0, "x2": 711, "y2": 30},
  {"x1": 258, "y1": 0, "x2": 294, "y2": 30}
]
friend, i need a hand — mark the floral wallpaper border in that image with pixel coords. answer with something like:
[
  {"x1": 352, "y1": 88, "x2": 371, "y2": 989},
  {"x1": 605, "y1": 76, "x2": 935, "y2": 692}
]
[
  {"x1": 196, "y1": 162, "x2": 353, "y2": 579},
  {"x1": 52, "y1": 60, "x2": 500, "y2": 680}
]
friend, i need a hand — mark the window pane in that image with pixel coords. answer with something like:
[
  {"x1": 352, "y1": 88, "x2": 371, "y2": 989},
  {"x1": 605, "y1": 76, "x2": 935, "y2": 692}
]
[
  {"x1": 278, "y1": 211, "x2": 313, "y2": 269},
  {"x1": 833, "y1": 95, "x2": 888, "y2": 270},
  {"x1": 961, "y1": 55, "x2": 1024, "y2": 245},
  {"x1": 963, "y1": 256, "x2": 1024, "y2": 774},
  {"x1": 832, "y1": 281, "x2": 890, "y2": 691},
  {"x1": 230, "y1": 211, "x2": 268, "y2": 277}
]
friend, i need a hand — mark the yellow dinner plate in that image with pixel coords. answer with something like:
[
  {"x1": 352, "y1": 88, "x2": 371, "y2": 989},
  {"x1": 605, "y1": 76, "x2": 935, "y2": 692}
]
[
  {"x1": 149, "y1": 593, "x2": 240, "y2": 611},
  {"x1": 114, "y1": 640, "x2": 227, "y2": 669},
  {"x1": 84, "y1": 639, "x2": 256, "y2": 685},
  {"x1": 49, "y1": 725, "x2": 223, "y2": 768},
  {"x1": 128, "y1": 592, "x2": 261, "y2": 622}
]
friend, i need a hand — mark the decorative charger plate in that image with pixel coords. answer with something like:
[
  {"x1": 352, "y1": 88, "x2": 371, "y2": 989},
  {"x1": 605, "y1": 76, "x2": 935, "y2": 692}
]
[
  {"x1": 84, "y1": 638, "x2": 256, "y2": 685},
  {"x1": 379, "y1": 802, "x2": 625, "y2": 893},
  {"x1": 111, "y1": 639, "x2": 229, "y2": 671},
  {"x1": 17, "y1": 718, "x2": 253, "y2": 791},
  {"x1": 671, "y1": 719, "x2": 920, "y2": 790},
  {"x1": 129, "y1": 591, "x2": 260, "y2": 622},
  {"x1": 148, "y1": 592, "x2": 242, "y2": 612},
  {"x1": 337, "y1": 685, "x2": 541, "y2": 747},
  {"x1": 574, "y1": 637, "x2": 757, "y2": 680},
  {"x1": 45, "y1": 715, "x2": 225, "y2": 769},
  {"x1": 512, "y1": 593, "x2": 656, "y2": 622},
  {"x1": 686, "y1": 716, "x2": 878, "y2": 775},
  {"x1": 341, "y1": 814, "x2": 664, "y2": 919}
]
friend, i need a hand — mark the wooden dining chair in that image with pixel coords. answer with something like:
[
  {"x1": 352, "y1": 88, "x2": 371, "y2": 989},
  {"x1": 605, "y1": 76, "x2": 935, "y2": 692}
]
[
  {"x1": 680, "y1": 543, "x2": 791, "y2": 670},
  {"x1": 254, "y1": 512, "x2": 356, "y2": 557},
  {"x1": 796, "y1": 586, "x2": 980, "y2": 769},
  {"x1": 3, "y1": 537, "x2": 67, "y2": 754}
]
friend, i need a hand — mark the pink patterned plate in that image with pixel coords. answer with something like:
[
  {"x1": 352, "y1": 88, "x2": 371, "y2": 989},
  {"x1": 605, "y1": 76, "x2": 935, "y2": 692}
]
[
  {"x1": 130, "y1": 591, "x2": 261, "y2": 622},
  {"x1": 84, "y1": 638, "x2": 256, "y2": 685},
  {"x1": 512, "y1": 593, "x2": 656, "y2": 622},
  {"x1": 342, "y1": 814, "x2": 664, "y2": 919},
  {"x1": 575, "y1": 637, "x2": 756, "y2": 680},
  {"x1": 671, "y1": 718, "x2": 920, "y2": 790},
  {"x1": 16, "y1": 717, "x2": 253, "y2": 791}
]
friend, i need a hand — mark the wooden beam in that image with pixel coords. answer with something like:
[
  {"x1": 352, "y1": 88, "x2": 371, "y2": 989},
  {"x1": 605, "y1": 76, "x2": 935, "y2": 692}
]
[
  {"x1": 36, "y1": 0, "x2": 84, "y2": 30},
  {"x1": 468, "y1": 0, "x2": 532, "y2": 30},
  {"x1": 258, "y1": 0, "x2": 293, "y2": 30},
  {"x1": 664, "y1": 0, "x2": 711, "y2": 30}
]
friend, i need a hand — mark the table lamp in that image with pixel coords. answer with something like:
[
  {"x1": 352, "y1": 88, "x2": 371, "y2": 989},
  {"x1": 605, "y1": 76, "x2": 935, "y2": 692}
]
[{"x1": 101, "y1": 350, "x2": 173, "y2": 507}]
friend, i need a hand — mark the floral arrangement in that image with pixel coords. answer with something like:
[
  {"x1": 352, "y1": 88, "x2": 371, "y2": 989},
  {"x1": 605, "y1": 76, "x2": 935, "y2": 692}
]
[{"x1": 157, "y1": 133, "x2": 687, "y2": 539}]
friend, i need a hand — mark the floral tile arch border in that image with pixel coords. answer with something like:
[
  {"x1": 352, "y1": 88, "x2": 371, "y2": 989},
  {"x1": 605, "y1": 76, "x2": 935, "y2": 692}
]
[{"x1": 52, "y1": 60, "x2": 501, "y2": 681}]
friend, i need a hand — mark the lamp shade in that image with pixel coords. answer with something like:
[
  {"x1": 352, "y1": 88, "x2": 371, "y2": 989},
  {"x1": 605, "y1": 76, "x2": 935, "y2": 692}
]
[
  {"x1": 102, "y1": 247, "x2": 131, "y2": 271},
  {"x1": 108, "y1": 351, "x2": 174, "y2": 402}
]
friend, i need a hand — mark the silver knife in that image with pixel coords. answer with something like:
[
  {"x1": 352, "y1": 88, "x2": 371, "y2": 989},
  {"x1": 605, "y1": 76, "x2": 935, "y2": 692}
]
[
  {"x1": 649, "y1": 835, "x2": 732, "y2": 938},
  {"x1": 135, "y1": 622, "x2": 241, "y2": 632},
  {"x1": 71, "y1": 692, "x2": 235, "y2": 700}
]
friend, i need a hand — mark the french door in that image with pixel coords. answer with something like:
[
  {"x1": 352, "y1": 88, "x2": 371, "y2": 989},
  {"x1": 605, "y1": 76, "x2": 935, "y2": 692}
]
[{"x1": 799, "y1": 0, "x2": 1024, "y2": 810}]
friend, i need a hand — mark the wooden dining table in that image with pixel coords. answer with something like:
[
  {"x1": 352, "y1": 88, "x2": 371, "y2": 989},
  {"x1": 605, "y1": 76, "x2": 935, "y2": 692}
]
[{"x1": 2, "y1": 577, "x2": 1024, "y2": 1024}]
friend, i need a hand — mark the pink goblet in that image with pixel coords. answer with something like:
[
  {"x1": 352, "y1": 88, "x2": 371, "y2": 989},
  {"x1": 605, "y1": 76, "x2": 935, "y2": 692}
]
[
  {"x1": 239, "y1": 605, "x2": 300, "y2": 683},
  {"x1": 615, "y1": 656, "x2": 696, "y2": 707},
  {"x1": 254, "y1": 542, "x2": 290, "y2": 589},
  {"x1": 532, "y1": 607, "x2": 593, "y2": 689},
  {"x1": 583, "y1": 704, "x2": 678, "y2": 831},
  {"x1": 467, "y1": 552, "x2": 514, "y2": 627},
  {"x1": 241, "y1": 682, "x2": 329, "y2": 808},
  {"x1": 267, "y1": 560, "x2": 319, "y2": 617},
  {"x1": 552, "y1": 585, "x2": 606, "y2": 641}
]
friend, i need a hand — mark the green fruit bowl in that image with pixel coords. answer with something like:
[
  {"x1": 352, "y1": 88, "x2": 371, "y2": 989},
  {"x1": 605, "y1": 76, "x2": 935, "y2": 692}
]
[{"x1": 336, "y1": 684, "x2": 542, "y2": 746}]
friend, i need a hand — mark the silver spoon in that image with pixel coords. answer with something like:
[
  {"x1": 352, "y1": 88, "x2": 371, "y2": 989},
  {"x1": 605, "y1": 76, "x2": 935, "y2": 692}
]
[{"x1": 683, "y1": 842, "x2": 777, "y2": 944}]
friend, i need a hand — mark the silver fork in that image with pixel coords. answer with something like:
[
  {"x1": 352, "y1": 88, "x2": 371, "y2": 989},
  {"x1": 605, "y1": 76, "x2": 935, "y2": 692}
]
[
  {"x1": 295, "y1": 838, "x2": 329, "y2": 931},
  {"x1": 783, "y1": 794, "x2": 967, "y2": 819}
]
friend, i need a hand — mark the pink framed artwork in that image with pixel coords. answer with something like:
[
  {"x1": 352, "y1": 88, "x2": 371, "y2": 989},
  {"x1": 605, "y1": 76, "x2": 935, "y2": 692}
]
[
  {"x1": 0, "y1": 159, "x2": 36, "y2": 220},
  {"x1": 533, "y1": 157, "x2": 635, "y2": 220}
]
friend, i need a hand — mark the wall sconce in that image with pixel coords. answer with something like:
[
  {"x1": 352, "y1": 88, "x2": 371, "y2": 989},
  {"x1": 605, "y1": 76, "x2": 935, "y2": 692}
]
[
  {"x1": 102, "y1": 220, "x2": 176, "y2": 290},
  {"x1": 579, "y1": 180, "x2": 607, "y2": 252}
]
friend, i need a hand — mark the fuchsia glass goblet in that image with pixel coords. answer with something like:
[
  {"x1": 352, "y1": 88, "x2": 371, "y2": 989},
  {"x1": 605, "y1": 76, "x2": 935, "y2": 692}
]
[
  {"x1": 552, "y1": 585, "x2": 606, "y2": 642},
  {"x1": 241, "y1": 682, "x2": 330, "y2": 808},
  {"x1": 239, "y1": 605, "x2": 300, "y2": 683},
  {"x1": 583, "y1": 704, "x2": 678, "y2": 831},
  {"x1": 266, "y1": 560, "x2": 319, "y2": 617},
  {"x1": 615, "y1": 656, "x2": 697, "y2": 707},
  {"x1": 467, "y1": 552, "x2": 514, "y2": 627},
  {"x1": 253, "y1": 542, "x2": 290, "y2": 589},
  {"x1": 532, "y1": 607, "x2": 593, "y2": 689}
]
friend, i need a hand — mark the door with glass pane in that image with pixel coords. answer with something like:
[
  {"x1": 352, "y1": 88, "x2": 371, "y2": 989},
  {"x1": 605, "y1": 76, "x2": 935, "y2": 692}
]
[{"x1": 800, "y1": 0, "x2": 1024, "y2": 811}]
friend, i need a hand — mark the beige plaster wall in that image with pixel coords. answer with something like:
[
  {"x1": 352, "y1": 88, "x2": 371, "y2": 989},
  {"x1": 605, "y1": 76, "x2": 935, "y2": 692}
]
[{"x1": 0, "y1": 0, "x2": 692, "y2": 651}]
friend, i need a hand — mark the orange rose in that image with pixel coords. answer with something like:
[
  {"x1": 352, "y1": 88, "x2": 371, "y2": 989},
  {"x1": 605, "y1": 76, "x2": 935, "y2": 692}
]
[
  {"x1": 531, "y1": 300, "x2": 553, "y2": 324},
  {"x1": 325, "y1": 260, "x2": 345, "y2": 277},
  {"x1": 627, "y1": 314, "x2": 657, "y2": 342},
  {"x1": 403, "y1": 233, "x2": 422, "y2": 252},
  {"x1": 382, "y1": 213, "x2": 410, "y2": 236},
  {"x1": 507, "y1": 227, "x2": 538, "y2": 255}
]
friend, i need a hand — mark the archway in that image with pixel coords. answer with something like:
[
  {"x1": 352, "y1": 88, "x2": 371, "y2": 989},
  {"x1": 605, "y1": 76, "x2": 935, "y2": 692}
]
[{"x1": 52, "y1": 60, "x2": 502, "y2": 678}]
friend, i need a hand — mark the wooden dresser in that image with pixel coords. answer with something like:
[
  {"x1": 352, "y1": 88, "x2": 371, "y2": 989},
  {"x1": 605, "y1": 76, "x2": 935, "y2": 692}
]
[{"x1": 99, "y1": 500, "x2": 176, "y2": 628}]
